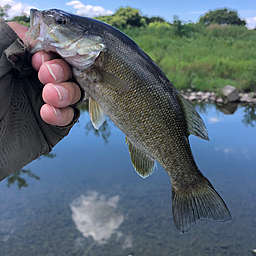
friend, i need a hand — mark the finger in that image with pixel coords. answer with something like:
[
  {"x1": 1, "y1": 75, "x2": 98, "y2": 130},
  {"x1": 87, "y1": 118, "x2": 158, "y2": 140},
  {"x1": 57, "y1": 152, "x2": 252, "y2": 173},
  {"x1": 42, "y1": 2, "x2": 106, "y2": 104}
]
[
  {"x1": 42, "y1": 82, "x2": 81, "y2": 108},
  {"x1": 40, "y1": 104, "x2": 75, "y2": 126},
  {"x1": 32, "y1": 51, "x2": 59, "y2": 71},
  {"x1": 7, "y1": 22, "x2": 28, "y2": 43},
  {"x1": 38, "y1": 59, "x2": 73, "y2": 85}
]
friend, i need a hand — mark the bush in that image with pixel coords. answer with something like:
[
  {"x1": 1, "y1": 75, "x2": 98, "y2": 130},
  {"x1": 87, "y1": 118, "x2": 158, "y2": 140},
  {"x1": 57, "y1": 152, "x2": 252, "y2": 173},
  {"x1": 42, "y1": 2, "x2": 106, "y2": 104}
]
[{"x1": 123, "y1": 25, "x2": 256, "y2": 92}]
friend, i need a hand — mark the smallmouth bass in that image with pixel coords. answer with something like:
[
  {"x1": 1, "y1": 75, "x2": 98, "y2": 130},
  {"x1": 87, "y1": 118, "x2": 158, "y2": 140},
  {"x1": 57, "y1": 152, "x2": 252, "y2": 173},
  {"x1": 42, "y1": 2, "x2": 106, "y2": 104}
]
[{"x1": 25, "y1": 9, "x2": 231, "y2": 233}]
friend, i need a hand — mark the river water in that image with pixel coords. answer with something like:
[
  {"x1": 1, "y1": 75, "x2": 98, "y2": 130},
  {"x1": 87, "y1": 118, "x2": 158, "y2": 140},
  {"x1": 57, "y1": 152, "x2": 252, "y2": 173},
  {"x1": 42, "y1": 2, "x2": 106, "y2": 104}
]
[{"x1": 0, "y1": 102, "x2": 255, "y2": 256}]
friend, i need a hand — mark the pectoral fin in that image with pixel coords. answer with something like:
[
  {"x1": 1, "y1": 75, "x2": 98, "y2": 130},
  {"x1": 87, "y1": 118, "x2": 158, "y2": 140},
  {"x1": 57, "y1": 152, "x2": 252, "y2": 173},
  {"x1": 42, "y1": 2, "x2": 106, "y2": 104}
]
[
  {"x1": 176, "y1": 92, "x2": 209, "y2": 141},
  {"x1": 89, "y1": 97, "x2": 106, "y2": 130},
  {"x1": 126, "y1": 137, "x2": 156, "y2": 178},
  {"x1": 99, "y1": 70, "x2": 129, "y2": 92}
]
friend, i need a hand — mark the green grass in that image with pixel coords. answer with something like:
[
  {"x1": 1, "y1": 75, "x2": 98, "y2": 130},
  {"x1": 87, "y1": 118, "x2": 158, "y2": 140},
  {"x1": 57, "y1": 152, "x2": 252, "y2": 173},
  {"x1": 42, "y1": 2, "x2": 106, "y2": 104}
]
[
  {"x1": 122, "y1": 25, "x2": 256, "y2": 92},
  {"x1": 12, "y1": 14, "x2": 256, "y2": 92}
]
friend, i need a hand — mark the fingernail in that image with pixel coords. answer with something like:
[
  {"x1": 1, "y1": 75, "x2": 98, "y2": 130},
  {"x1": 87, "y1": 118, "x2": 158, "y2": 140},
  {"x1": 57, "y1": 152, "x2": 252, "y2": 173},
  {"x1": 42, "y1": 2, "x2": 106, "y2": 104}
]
[
  {"x1": 53, "y1": 85, "x2": 68, "y2": 101},
  {"x1": 46, "y1": 64, "x2": 63, "y2": 82},
  {"x1": 41, "y1": 53, "x2": 45, "y2": 64},
  {"x1": 51, "y1": 106, "x2": 61, "y2": 116}
]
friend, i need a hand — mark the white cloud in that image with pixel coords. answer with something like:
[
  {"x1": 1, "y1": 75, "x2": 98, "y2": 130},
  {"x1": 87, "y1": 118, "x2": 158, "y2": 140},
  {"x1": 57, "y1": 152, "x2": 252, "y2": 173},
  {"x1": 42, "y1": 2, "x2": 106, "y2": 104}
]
[
  {"x1": 66, "y1": 1, "x2": 113, "y2": 17},
  {"x1": 0, "y1": 0, "x2": 34, "y2": 18},
  {"x1": 208, "y1": 117, "x2": 221, "y2": 124},
  {"x1": 245, "y1": 17, "x2": 256, "y2": 29},
  {"x1": 70, "y1": 191, "x2": 126, "y2": 245},
  {"x1": 239, "y1": 10, "x2": 256, "y2": 28},
  {"x1": 214, "y1": 147, "x2": 234, "y2": 154},
  {"x1": 214, "y1": 146, "x2": 252, "y2": 159}
]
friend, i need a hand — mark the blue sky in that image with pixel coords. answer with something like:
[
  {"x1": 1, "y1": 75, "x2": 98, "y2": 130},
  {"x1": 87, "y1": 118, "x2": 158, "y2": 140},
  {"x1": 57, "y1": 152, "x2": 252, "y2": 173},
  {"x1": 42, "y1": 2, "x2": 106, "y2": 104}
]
[{"x1": 1, "y1": 0, "x2": 256, "y2": 28}]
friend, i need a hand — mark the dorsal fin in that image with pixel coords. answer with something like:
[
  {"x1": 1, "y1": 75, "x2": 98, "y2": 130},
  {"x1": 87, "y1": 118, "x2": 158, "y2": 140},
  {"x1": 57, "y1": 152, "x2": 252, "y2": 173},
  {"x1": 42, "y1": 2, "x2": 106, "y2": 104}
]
[
  {"x1": 176, "y1": 92, "x2": 209, "y2": 141},
  {"x1": 126, "y1": 137, "x2": 156, "y2": 178},
  {"x1": 89, "y1": 97, "x2": 106, "y2": 130}
]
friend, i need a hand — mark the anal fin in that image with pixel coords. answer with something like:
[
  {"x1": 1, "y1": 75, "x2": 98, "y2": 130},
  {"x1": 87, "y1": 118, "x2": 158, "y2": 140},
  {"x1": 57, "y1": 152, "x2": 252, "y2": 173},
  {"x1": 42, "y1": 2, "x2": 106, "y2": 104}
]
[
  {"x1": 89, "y1": 97, "x2": 106, "y2": 130},
  {"x1": 126, "y1": 137, "x2": 156, "y2": 178}
]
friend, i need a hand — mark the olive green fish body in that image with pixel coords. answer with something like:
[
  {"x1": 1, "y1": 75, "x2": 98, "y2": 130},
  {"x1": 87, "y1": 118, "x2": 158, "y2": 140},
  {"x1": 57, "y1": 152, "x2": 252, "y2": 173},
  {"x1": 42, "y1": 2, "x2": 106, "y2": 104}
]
[
  {"x1": 80, "y1": 55, "x2": 181, "y2": 162},
  {"x1": 75, "y1": 33, "x2": 202, "y2": 186},
  {"x1": 26, "y1": 9, "x2": 231, "y2": 233}
]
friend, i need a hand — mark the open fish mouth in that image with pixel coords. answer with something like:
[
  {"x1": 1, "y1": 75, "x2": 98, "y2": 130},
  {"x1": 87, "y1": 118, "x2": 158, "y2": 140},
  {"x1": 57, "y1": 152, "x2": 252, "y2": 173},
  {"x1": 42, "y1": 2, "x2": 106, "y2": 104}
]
[
  {"x1": 26, "y1": 9, "x2": 49, "y2": 53},
  {"x1": 30, "y1": 9, "x2": 41, "y2": 28},
  {"x1": 26, "y1": 8, "x2": 106, "y2": 70}
]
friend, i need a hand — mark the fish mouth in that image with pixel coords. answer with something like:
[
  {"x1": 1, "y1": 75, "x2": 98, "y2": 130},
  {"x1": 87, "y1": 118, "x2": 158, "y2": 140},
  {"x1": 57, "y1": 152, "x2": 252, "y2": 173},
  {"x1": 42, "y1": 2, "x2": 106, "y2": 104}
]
[
  {"x1": 25, "y1": 9, "x2": 48, "y2": 53},
  {"x1": 30, "y1": 9, "x2": 42, "y2": 28}
]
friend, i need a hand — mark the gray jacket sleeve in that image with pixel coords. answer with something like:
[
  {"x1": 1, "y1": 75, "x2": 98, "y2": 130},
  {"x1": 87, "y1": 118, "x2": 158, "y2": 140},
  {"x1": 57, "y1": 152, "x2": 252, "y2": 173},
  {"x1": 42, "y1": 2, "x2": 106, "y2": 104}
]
[{"x1": 0, "y1": 19, "x2": 80, "y2": 181}]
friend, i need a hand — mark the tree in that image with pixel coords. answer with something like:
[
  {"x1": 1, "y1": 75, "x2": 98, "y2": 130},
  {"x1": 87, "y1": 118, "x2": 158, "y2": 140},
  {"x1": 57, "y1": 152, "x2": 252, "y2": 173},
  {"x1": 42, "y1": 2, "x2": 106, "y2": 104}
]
[
  {"x1": 7, "y1": 169, "x2": 40, "y2": 189},
  {"x1": 144, "y1": 16, "x2": 166, "y2": 25},
  {"x1": 9, "y1": 14, "x2": 30, "y2": 27},
  {"x1": 199, "y1": 8, "x2": 246, "y2": 26},
  {"x1": 242, "y1": 106, "x2": 256, "y2": 127},
  {"x1": 97, "y1": 7, "x2": 146, "y2": 29},
  {"x1": 172, "y1": 15, "x2": 195, "y2": 38},
  {"x1": 0, "y1": 4, "x2": 11, "y2": 18},
  {"x1": 173, "y1": 15, "x2": 183, "y2": 37}
]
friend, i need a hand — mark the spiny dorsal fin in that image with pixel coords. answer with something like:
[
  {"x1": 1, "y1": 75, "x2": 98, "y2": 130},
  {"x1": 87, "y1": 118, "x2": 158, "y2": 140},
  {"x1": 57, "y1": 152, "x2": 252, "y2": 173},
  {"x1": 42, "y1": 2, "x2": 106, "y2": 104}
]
[
  {"x1": 125, "y1": 137, "x2": 156, "y2": 178},
  {"x1": 99, "y1": 70, "x2": 129, "y2": 92},
  {"x1": 89, "y1": 97, "x2": 106, "y2": 130},
  {"x1": 176, "y1": 91, "x2": 209, "y2": 141}
]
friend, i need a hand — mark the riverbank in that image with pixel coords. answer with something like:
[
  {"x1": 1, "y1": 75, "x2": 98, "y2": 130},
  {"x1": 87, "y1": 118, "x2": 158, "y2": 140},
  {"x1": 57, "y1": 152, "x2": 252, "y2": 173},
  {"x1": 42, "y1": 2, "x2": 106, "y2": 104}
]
[
  {"x1": 83, "y1": 87, "x2": 256, "y2": 105},
  {"x1": 181, "y1": 88, "x2": 256, "y2": 105}
]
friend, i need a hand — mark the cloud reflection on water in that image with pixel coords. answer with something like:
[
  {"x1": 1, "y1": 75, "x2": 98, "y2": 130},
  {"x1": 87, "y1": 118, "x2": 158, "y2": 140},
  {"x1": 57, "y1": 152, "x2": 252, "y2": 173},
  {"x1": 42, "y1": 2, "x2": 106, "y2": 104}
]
[
  {"x1": 214, "y1": 146, "x2": 252, "y2": 160},
  {"x1": 70, "y1": 191, "x2": 131, "y2": 247},
  {"x1": 208, "y1": 117, "x2": 221, "y2": 124}
]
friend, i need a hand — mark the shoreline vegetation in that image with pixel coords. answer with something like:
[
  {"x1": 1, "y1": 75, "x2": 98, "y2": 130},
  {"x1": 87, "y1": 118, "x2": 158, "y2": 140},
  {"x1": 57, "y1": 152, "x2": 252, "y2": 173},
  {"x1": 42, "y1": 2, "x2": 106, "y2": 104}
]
[
  {"x1": 122, "y1": 25, "x2": 256, "y2": 95},
  {"x1": 98, "y1": 8, "x2": 256, "y2": 96},
  {"x1": 3, "y1": 6, "x2": 256, "y2": 96}
]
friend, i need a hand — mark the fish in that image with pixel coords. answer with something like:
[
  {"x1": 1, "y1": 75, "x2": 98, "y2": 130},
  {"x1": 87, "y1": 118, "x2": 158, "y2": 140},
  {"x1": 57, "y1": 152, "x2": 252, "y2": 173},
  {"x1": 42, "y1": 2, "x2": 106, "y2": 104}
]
[{"x1": 25, "y1": 9, "x2": 231, "y2": 233}]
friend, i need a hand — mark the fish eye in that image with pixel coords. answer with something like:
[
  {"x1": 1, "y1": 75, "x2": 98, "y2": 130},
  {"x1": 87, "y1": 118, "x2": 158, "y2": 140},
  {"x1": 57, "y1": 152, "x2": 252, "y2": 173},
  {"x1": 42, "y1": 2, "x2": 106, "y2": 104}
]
[{"x1": 55, "y1": 15, "x2": 68, "y2": 25}]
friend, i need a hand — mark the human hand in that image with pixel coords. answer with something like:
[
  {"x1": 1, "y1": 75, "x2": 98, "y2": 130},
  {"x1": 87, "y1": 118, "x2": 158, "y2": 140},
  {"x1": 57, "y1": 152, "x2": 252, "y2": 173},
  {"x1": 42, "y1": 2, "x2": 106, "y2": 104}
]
[{"x1": 7, "y1": 22, "x2": 82, "y2": 126}]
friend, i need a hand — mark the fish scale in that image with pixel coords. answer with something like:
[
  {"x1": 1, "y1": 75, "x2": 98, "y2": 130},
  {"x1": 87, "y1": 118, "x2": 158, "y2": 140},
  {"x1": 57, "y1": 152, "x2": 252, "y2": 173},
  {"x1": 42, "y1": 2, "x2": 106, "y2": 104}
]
[{"x1": 26, "y1": 8, "x2": 231, "y2": 233}]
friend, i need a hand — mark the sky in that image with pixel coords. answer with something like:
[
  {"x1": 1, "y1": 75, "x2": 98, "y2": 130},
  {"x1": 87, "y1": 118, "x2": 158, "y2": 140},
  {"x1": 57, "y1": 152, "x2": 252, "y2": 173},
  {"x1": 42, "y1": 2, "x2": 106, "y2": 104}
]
[{"x1": 1, "y1": 0, "x2": 256, "y2": 28}]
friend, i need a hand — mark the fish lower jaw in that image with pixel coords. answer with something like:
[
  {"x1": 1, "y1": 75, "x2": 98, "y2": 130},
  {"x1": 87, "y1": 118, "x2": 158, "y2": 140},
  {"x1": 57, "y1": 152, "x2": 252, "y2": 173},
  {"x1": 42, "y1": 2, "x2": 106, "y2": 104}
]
[{"x1": 27, "y1": 40, "x2": 54, "y2": 54}]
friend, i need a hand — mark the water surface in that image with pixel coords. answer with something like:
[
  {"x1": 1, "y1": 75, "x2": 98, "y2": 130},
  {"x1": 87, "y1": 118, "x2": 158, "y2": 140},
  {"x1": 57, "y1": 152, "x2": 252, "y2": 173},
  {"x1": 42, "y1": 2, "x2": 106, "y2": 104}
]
[{"x1": 0, "y1": 103, "x2": 256, "y2": 256}]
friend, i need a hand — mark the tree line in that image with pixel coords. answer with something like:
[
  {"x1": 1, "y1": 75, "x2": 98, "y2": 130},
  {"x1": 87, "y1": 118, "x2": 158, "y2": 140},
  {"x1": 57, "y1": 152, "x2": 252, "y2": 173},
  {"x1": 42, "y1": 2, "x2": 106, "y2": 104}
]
[
  {"x1": 96, "y1": 7, "x2": 247, "y2": 29},
  {"x1": 0, "y1": 5, "x2": 249, "y2": 30},
  {"x1": 1, "y1": 5, "x2": 255, "y2": 93}
]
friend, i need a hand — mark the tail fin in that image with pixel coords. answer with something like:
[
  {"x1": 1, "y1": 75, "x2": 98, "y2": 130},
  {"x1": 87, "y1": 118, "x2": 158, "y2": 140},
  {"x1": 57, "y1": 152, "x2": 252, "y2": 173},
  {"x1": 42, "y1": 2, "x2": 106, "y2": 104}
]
[{"x1": 172, "y1": 178, "x2": 231, "y2": 233}]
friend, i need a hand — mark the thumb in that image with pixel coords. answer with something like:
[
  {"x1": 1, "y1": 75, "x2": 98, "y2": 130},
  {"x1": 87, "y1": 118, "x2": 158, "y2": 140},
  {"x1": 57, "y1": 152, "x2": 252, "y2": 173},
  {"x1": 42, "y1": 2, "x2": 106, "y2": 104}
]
[{"x1": 7, "y1": 22, "x2": 29, "y2": 43}]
